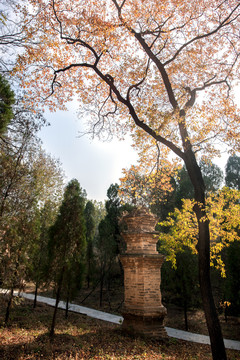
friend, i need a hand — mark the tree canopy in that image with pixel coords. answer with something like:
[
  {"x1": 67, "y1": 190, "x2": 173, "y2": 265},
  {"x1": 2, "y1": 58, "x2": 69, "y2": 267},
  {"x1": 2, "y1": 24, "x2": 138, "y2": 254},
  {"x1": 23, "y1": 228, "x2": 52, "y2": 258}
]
[
  {"x1": 48, "y1": 179, "x2": 86, "y2": 336},
  {"x1": 174, "y1": 160, "x2": 224, "y2": 208},
  {"x1": 0, "y1": 74, "x2": 14, "y2": 134},
  {"x1": 225, "y1": 155, "x2": 240, "y2": 190},
  {"x1": 0, "y1": 93, "x2": 65, "y2": 324},
  {"x1": 159, "y1": 187, "x2": 240, "y2": 276},
  {"x1": 14, "y1": 0, "x2": 240, "y2": 159}
]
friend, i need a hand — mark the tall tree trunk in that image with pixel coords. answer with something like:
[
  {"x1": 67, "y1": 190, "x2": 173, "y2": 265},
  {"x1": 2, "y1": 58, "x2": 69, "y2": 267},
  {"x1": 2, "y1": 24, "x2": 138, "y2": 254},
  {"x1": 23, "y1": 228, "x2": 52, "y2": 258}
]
[
  {"x1": 49, "y1": 268, "x2": 64, "y2": 338},
  {"x1": 87, "y1": 272, "x2": 90, "y2": 289},
  {"x1": 50, "y1": 285, "x2": 61, "y2": 338},
  {"x1": 185, "y1": 151, "x2": 227, "y2": 360},
  {"x1": 183, "y1": 298, "x2": 188, "y2": 332},
  {"x1": 197, "y1": 215, "x2": 226, "y2": 360},
  {"x1": 65, "y1": 296, "x2": 69, "y2": 319},
  {"x1": 33, "y1": 282, "x2": 38, "y2": 309},
  {"x1": 180, "y1": 263, "x2": 189, "y2": 331},
  {"x1": 65, "y1": 287, "x2": 70, "y2": 319},
  {"x1": 100, "y1": 267, "x2": 105, "y2": 308},
  {"x1": 4, "y1": 287, "x2": 14, "y2": 326},
  {"x1": 181, "y1": 272, "x2": 188, "y2": 332},
  {"x1": 87, "y1": 256, "x2": 91, "y2": 289}
]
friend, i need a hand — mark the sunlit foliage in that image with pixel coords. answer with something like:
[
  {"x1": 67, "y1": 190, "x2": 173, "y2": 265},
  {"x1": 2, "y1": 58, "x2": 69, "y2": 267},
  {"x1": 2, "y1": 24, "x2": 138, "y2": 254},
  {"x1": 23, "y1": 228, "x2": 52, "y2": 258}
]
[{"x1": 159, "y1": 187, "x2": 240, "y2": 277}]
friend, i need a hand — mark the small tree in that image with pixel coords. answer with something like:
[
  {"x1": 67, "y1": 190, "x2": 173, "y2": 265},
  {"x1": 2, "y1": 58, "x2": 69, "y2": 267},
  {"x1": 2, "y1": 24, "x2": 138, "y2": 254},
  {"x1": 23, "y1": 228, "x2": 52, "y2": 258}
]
[
  {"x1": 2, "y1": 206, "x2": 40, "y2": 325},
  {"x1": 0, "y1": 98, "x2": 46, "y2": 219},
  {"x1": 119, "y1": 163, "x2": 174, "y2": 212},
  {"x1": 84, "y1": 201, "x2": 96, "y2": 288},
  {"x1": 96, "y1": 185, "x2": 121, "y2": 307},
  {"x1": 161, "y1": 246, "x2": 199, "y2": 331},
  {"x1": 159, "y1": 187, "x2": 240, "y2": 331},
  {"x1": 48, "y1": 179, "x2": 86, "y2": 337},
  {"x1": 224, "y1": 240, "x2": 240, "y2": 316},
  {"x1": 225, "y1": 155, "x2": 240, "y2": 191},
  {"x1": 159, "y1": 188, "x2": 240, "y2": 277},
  {"x1": 96, "y1": 184, "x2": 133, "y2": 307},
  {"x1": 28, "y1": 200, "x2": 60, "y2": 308},
  {"x1": 0, "y1": 74, "x2": 14, "y2": 134},
  {"x1": 0, "y1": 97, "x2": 60, "y2": 325},
  {"x1": 97, "y1": 217, "x2": 117, "y2": 307}
]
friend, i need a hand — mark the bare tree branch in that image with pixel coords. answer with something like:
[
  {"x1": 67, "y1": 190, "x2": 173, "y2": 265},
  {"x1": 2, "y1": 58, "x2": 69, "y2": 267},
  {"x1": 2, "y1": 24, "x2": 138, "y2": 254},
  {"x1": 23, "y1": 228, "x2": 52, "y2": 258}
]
[{"x1": 163, "y1": 3, "x2": 240, "y2": 66}]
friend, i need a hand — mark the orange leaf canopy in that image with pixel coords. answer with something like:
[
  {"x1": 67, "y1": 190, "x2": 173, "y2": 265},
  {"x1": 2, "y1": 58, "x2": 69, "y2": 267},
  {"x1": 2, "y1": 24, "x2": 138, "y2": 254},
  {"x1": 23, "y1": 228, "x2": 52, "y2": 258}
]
[{"x1": 15, "y1": 0, "x2": 240, "y2": 159}]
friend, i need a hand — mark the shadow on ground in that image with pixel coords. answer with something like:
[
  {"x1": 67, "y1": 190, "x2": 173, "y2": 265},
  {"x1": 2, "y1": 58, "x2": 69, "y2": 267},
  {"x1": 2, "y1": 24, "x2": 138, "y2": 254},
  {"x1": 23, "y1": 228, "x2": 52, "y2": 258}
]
[{"x1": 0, "y1": 296, "x2": 239, "y2": 360}]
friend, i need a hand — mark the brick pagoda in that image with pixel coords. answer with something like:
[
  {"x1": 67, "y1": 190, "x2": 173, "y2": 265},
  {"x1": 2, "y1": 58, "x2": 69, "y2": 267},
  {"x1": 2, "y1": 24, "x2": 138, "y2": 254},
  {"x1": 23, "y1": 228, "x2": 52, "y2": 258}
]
[{"x1": 120, "y1": 207, "x2": 167, "y2": 339}]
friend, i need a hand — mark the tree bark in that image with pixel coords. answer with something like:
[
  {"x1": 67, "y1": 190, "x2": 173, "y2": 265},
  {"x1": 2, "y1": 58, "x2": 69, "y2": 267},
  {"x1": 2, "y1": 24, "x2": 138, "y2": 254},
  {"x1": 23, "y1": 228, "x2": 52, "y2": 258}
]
[
  {"x1": 87, "y1": 269, "x2": 90, "y2": 289},
  {"x1": 33, "y1": 283, "x2": 38, "y2": 309},
  {"x1": 65, "y1": 290, "x2": 69, "y2": 319},
  {"x1": 4, "y1": 287, "x2": 14, "y2": 326},
  {"x1": 100, "y1": 269, "x2": 105, "y2": 308},
  {"x1": 49, "y1": 268, "x2": 64, "y2": 338},
  {"x1": 183, "y1": 299, "x2": 188, "y2": 332},
  {"x1": 184, "y1": 151, "x2": 227, "y2": 360},
  {"x1": 197, "y1": 216, "x2": 226, "y2": 360}
]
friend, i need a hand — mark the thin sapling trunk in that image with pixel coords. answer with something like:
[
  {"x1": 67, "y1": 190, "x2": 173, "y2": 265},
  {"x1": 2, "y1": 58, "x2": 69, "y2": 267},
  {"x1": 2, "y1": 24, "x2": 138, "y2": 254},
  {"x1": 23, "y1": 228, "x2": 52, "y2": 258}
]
[{"x1": 4, "y1": 287, "x2": 14, "y2": 326}]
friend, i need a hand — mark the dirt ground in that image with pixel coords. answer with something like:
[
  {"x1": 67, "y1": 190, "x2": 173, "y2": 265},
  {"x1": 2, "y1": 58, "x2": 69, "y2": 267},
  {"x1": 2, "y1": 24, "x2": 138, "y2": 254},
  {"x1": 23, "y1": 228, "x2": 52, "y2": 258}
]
[
  {"x1": 1, "y1": 284, "x2": 239, "y2": 360},
  {"x1": 2, "y1": 296, "x2": 239, "y2": 360},
  {"x1": 26, "y1": 282, "x2": 240, "y2": 342}
]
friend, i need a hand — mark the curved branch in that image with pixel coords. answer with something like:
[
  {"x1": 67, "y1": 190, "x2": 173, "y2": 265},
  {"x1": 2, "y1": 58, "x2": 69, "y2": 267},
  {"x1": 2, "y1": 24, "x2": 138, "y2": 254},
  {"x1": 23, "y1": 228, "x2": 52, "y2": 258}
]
[
  {"x1": 46, "y1": 54, "x2": 184, "y2": 159},
  {"x1": 133, "y1": 32, "x2": 179, "y2": 110},
  {"x1": 195, "y1": 77, "x2": 230, "y2": 93},
  {"x1": 49, "y1": 1, "x2": 184, "y2": 159},
  {"x1": 52, "y1": 0, "x2": 102, "y2": 65},
  {"x1": 126, "y1": 58, "x2": 150, "y2": 101},
  {"x1": 45, "y1": 62, "x2": 94, "y2": 99},
  {"x1": 111, "y1": 0, "x2": 179, "y2": 110},
  {"x1": 164, "y1": 3, "x2": 240, "y2": 66},
  {"x1": 84, "y1": 62, "x2": 185, "y2": 159}
]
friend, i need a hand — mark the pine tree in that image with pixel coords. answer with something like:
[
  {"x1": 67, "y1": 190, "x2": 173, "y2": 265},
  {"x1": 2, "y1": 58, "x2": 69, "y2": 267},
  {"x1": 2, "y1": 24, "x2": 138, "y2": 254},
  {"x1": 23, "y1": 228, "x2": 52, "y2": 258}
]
[{"x1": 48, "y1": 179, "x2": 86, "y2": 337}]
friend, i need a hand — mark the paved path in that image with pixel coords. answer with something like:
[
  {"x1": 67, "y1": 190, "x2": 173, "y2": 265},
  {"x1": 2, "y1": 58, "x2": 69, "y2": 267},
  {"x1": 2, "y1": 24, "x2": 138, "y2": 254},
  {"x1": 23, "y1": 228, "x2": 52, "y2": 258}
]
[{"x1": 2, "y1": 290, "x2": 240, "y2": 351}]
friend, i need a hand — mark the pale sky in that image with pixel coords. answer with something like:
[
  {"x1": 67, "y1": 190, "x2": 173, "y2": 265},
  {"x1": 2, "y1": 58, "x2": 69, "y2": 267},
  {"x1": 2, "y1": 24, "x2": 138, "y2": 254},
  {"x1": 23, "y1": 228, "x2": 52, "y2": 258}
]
[
  {"x1": 39, "y1": 105, "x2": 138, "y2": 202},
  {"x1": 39, "y1": 107, "x2": 229, "y2": 204},
  {"x1": 39, "y1": 87, "x2": 240, "y2": 203}
]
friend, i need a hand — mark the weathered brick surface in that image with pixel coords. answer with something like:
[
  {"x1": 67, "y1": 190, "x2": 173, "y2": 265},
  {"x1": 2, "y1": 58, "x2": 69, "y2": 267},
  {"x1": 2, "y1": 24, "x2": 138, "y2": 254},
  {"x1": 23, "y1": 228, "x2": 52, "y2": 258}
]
[
  {"x1": 122, "y1": 233, "x2": 159, "y2": 254},
  {"x1": 121, "y1": 207, "x2": 158, "y2": 233},
  {"x1": 120, "y1": 207, "x2": 167, "y2": 339},
  {"x1": 121, "y1": 313, "x2": 167, "y2": 339}
]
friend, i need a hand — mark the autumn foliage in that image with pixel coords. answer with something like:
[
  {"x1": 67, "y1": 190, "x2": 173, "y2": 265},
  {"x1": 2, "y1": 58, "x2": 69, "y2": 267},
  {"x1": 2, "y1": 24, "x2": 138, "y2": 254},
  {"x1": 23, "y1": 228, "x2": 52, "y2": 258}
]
[
  {"x1": 14, "y1": 0, "x2": 240, "y2": 158},
  {"x1": 159, "y1": 187, "x2": 240, "y2": 277}
]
